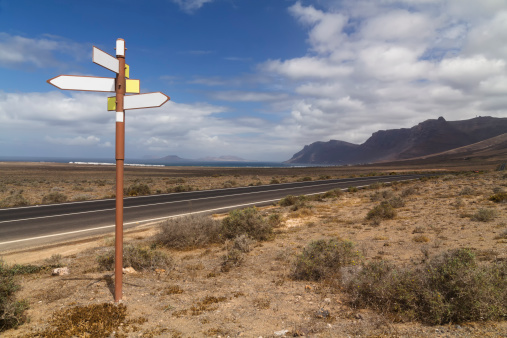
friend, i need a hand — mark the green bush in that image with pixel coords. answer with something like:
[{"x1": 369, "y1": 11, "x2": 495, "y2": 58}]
[
  {"x1": 292, "y1": 239, "x2": 360, "y2": 281},
  {"x1": 347, "y1": 248, "x2": 507, "y2": 324},
  {"x1": 97, "y1": 244, "x2": 172, "y2": 271},
  {"x1": 124, "y1": 183, "x2": 151, "y2": 196},
  {"x1": 220, "y1": 207, "x2": 273, "y2": 241},
  {"x1": 0, "y1": 260, "x2": 28, "y2": 331},
  {"x1": 156, "y1": 215, "x2": 222, "y2": 250},
  {"x1": 42, "y1": 192, "x2": 68, "y2": 204},
  {"x1": 347, "y1": 186, "x2": 358, "y2": 193}
]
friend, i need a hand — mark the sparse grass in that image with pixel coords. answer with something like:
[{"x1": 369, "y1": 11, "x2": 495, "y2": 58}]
[
  {"x1": 346, "y1": 248, "x2": 507, "y2": 325},
  {"x1": 96, "y1": 244, "x2": 172, "y2": 271},
  {"x1": 292, "y1": 239, "x2": 360, "y2": 281},
  {"x1": 156, "y1": 215, "x2": 222, "y2": 250}
]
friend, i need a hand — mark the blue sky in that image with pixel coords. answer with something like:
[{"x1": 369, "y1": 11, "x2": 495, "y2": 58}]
[{"x1": 1, "y1": 0, "x2": 507, "y2": 161}]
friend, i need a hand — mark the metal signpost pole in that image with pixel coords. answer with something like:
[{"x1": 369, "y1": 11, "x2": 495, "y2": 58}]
[
  {"x1": 47, "y1": 39, "x2": 169, "y2": 303},
  {"x1": 114, "y1": 38, "x2": 126, "y2": 302}
]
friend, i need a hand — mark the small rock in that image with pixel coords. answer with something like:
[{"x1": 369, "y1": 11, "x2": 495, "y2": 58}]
[
  {"x1": 52, "y1": 267, "x2": 69, "y2": 276},
  {"x1": 324, "y1": 298, "x2": 331, "y2": 304},
  {"x1": 274, "y1": 329, "x2": 289, "y2": 336},
  {"x1": 315, "y1": 308, "x2": 330, "y2": 318},
  {"x1": 122, "y1": 267, "x2": 137, "y2": 274},
  {"x1": 155, "y1": 268, "x2": 166, "y2": 274},
  {"x1": 305, "y1": 285, "x2": 312, "y2": 291},
  {"x1": 355, "y1": 313, "x2": 363, "y2": 320}
]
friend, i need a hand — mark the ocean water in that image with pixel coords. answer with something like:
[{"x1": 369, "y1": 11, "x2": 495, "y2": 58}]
[{"x1": 0, "y1": 156, "x2": 298, "y2": 168}]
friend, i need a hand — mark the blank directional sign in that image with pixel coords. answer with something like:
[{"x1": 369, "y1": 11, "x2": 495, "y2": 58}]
[
  {"x1": 47, "y1": 75, "x2": 140, "y2": 93},
  {"x1": 107, "y1": 92, "x2": 170, "y2": 110},
  {"x1": 93, "y1": 47, "x2": 119, "y2": 73}
]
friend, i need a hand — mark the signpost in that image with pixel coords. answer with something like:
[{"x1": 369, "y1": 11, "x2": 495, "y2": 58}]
[{"x1": 47, "y1": 39, "x2": 170, "y2": 302}]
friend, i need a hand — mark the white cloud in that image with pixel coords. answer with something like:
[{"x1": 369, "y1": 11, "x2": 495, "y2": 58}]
[
  {"x1": 210, "y1": 91, "x2": 289, "y2": 102},
  {"x1": 255, "y1": 0, "x2": 507, "y2": 151},
  {"x1": 171, "y1": 0, "x2": 214, "y2": 13},
  {"x1": 0, "y1": 33, "x2": 86, "y2": 69}
]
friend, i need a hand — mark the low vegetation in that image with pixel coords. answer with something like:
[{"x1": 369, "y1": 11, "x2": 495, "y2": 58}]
[
  {"x1": 0, "y1": 261, "x2": 29, "y2": 332},
  {"x1": 292, "y1": 239, "x2": 360, "y2": 281},
  {"x1": 347, "y1": 248, "x2": 507, "y2": 325},
  {"x1": 97, "y1": 244, "x2": 172, "y2": 271}
]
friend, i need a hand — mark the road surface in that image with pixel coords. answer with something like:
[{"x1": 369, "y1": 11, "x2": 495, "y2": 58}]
[{"x1": 0, "y1": 174, "x2": 422, "y2": 252}]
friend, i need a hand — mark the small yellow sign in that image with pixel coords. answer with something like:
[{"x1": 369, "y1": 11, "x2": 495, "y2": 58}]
[
  {"x1": 107, "y1": 97, "x2": 116, "y2": 111},
  {"x1": 126, "y1": 79, "x2": 140, "y2": 93},
  {"x1": 125, "y1": 64, "x2": 130, "y2": 79}
]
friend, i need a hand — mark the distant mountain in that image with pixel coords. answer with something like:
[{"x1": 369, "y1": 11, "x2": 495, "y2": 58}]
[
  {"x1": 198, "y1": 155, "x2": 248, "y2": 162},
  {"x1": 285, "y1": 116, "x2": 507, "y2": 165},
  {"x1": 149, "y1": 155, "x2": 248, "y2": 163},
  {"x1": 153, "y1": 155, "x2": 192, "y2": 163}
]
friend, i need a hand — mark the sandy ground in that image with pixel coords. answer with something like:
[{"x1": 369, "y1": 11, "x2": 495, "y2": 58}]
[{"x1": 1, "y1": 170, "x2": 506, "y2": 337}]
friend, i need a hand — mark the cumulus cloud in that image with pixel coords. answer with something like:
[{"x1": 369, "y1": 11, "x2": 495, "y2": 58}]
[
  {"x1": 257, "y1": 0, "x2": 507, "y2": 149},
  {"x1": 0, "y1": 91, "x2": 287, "y2": 160}
]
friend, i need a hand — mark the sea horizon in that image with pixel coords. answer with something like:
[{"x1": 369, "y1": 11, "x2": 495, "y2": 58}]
[{"x1": 0, "y1": 155, "x2": 315, "y2": 168}]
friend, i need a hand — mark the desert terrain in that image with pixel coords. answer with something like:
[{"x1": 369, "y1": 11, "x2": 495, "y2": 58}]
[{"x1": 0, "y1": 162, "x2": 506, "y2": 337}]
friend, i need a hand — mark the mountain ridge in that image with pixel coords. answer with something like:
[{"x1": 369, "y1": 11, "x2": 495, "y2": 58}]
[{"x1": 285, "y1": 116, "x2": 507, "y2": 165}]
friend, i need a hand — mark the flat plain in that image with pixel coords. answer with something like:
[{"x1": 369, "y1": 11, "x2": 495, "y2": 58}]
[{"x1": 1, "y1": 161, "x2": 506, "y2": 337}]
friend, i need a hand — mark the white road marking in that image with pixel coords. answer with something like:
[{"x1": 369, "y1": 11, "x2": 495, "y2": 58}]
[
  {"x1": 0, "y1": 178, "x2": 393, "y2": 224},
  {"x1": 0, "y1": 176, "x2": 417, "y2": 246}
]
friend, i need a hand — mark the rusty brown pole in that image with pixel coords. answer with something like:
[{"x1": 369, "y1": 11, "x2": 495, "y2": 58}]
[{"x1": 114, "y1": 38, "x2": 126, "y2": 302}]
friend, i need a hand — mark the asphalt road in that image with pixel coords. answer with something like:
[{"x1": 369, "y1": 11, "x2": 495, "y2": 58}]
[{"x1": 0, "y1": 174, "x2": 422, "y2": 252}]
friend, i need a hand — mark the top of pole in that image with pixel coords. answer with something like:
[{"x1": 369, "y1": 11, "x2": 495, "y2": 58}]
[{"x1": 116, "y1": 38, "x2": 125, "y2": 57}]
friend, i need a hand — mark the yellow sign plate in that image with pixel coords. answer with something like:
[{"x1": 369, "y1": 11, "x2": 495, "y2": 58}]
[
  {"x1": 107, "y1": 97, "x2": 116, "y2": 111},
  {"x1": 125, "y1": 64, "x2": 130, "y2": 79},
  {"x1": 126, "y1": 79, "x2": 140, "y2": 93}
]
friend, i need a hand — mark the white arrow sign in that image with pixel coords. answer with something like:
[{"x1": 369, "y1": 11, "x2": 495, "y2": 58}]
[
  {"x1": 47, "y1": 75, "x2": 140, "y2": 93},
  {"x1": 93, "y1": 46, "x2": 119, "y2": 73},
  {"x1": 108, "y1": 92, "x2": 170, "y2": 110}
]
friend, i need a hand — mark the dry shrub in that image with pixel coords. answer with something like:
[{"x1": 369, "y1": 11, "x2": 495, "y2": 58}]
[
  {"x1": 322, "y1": 188, "x2": 344, "y2": 199},
  {"x1": 401, "y1": 186, "x2": 417, "y2": 197},
  {"x1": 292, "y1": 239, "x2": 360, "y2": 281},
  {"x1": 97, "y1": 244, "x2": 172, "y2": 271},
  {"x1": 370, "y1": 190, "x2": 394, "y2": 202},
  {"x1": 34, "y1": 303, "x2": 128, "y2": 337},
  {"x1": 220, "y1": 207, "x2": 273, "y2": 241},
  {"x1": 0, "y1": 260, "x2": 28, "y2": 332},
  {"x1": 471, "y1": 208, "x2": 496, "y2": 222},
  {"x1": 347, "y1": 248, "x2": 507, "y2": 325},
  {"x1": 412, "y1": 235, "x2": 430, "y2": 243},
  {"x1": 365, "y1": 202, "x2": 396, "y2": 224},
  {"x1": 156, "y1": 214, "x2": 222, "y2": 250},
  {"x1": 42, "y1": 192, "x2": 68, "y2": 204},
  {"x1": 0, "y1": 193, "x2": 29, "y2": 208},
  {"x1": 489, "y1": 192, "x2": 507, "y2": 203},
  {"x1": 124, "y1": 183, "x2": 150, "y2": 196}
]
